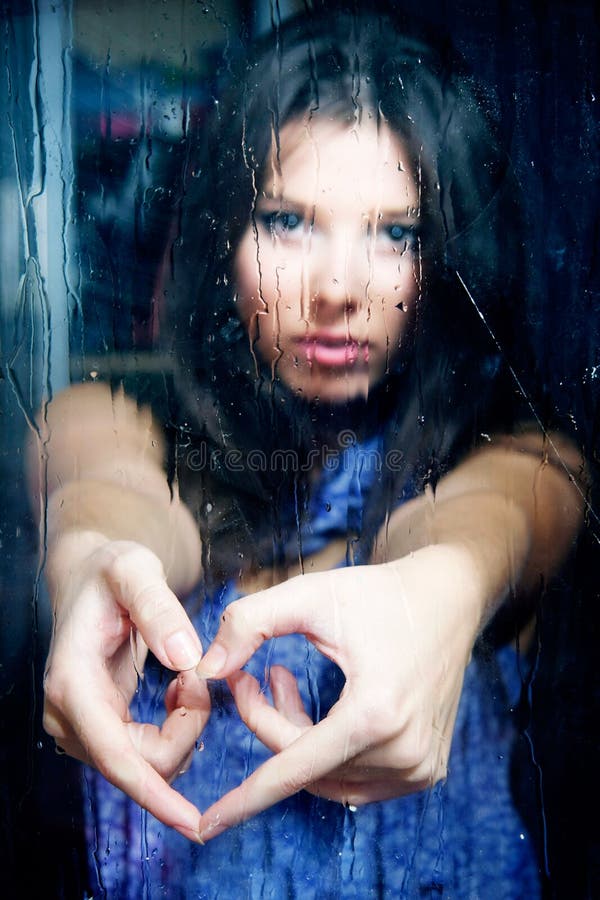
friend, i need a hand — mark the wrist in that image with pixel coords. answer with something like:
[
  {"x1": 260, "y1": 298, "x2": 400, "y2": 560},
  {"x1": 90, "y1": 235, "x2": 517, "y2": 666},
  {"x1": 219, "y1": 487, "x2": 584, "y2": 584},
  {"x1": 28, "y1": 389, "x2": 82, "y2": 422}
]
[
  {"x1": 387, "y1": 544, "x2": 487, "y2": 633},
  {"x1": 384, "y1": 499, "x2": 529, "y2": 642},
  {"x1": 45, "y1": 480, "x2": 202, "y2": 594},
  {"x1": 433, "y1": 494, "x2": 530, "y2": 625},
  {"x1": 44, "y1": 529, "x2": 114, "y2": 611}
]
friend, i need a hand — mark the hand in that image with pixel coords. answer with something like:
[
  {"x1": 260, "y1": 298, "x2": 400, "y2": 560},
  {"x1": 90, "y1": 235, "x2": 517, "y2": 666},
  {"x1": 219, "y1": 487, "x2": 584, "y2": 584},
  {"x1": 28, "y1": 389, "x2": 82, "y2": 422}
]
[
  {"x1": 42, "y1": 532, "x2": 209, "y2": 842},
  {"x1": 195, "y1": 545, "x2": 484, "y2": 842}
]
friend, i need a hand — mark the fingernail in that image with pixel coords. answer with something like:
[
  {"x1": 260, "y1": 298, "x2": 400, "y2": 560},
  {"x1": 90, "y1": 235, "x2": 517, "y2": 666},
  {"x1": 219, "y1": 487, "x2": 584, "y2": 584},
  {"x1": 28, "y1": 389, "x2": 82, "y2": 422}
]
[
  {"x1": 164, "y1": 630, "x2": 202, "y2": 670},
  {"x1": 177, "y1": 825, "x2": 204, "y2": 845},
  {"x1": 196, "y1": 642, "x2": 228, "y2": 678}
]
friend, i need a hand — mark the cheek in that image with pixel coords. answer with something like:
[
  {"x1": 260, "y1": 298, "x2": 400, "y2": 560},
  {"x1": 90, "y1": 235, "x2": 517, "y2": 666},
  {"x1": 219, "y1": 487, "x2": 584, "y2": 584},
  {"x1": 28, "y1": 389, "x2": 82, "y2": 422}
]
[
  {"x1": 233, "y1": 237, "x2": 302, "y2": 361},
  {"x1": 234, "y1": 233, "x2": 281, "y2": 334},
  {"x1": 368, "y1": 255, "x2": 420, "y2": 357},
  {"x1": 370, "y1": 252, "x2": 419, "y2": 311},
  {"x1": 236, "y1": 235, "x2": 304, "y2": 324},
  {"x1": 234, "y1": 235, "x2": 259, "y2": 320}
]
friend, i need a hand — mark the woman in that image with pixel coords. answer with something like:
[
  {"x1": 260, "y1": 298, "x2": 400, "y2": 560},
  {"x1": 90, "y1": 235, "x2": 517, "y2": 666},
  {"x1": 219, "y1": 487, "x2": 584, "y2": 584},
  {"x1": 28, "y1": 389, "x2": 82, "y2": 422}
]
[{"x1": 36, "y1": 7, "x2": 584, "y2": 897}]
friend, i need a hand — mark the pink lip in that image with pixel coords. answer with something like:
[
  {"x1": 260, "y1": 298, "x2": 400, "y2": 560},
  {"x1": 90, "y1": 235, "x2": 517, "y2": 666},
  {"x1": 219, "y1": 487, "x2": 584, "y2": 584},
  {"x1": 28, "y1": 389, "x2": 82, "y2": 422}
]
[{"x1": 299, "y1": 335, "x2": 369, "y2": 368}]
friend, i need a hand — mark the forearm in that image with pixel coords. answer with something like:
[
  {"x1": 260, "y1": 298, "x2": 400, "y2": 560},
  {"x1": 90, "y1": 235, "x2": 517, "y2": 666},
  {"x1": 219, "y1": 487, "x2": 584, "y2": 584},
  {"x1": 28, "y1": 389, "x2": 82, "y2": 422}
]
[
  {"x1": 29, "y1": 382, "x2": 202, "y2": 595},
  {"x1": 44, "y1": 480, "x2": 202, "y2": 595},
  {"x1": 373, "y1": 430, "x2": 586, "y2": 627}
]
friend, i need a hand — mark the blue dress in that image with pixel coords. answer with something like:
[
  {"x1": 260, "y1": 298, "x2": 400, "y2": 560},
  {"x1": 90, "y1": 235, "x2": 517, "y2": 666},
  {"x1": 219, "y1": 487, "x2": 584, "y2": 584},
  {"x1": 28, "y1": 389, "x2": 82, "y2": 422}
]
[{"x1": 84, "y1": 440, "x2": 541, "y2": 898}]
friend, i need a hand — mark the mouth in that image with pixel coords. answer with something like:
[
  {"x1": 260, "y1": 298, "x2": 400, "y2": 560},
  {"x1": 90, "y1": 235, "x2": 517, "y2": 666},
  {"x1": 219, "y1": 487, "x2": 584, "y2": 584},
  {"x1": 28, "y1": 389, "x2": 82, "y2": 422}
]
[{"x1": 298, "y1": 334, "x2": 369, "y2": 368}]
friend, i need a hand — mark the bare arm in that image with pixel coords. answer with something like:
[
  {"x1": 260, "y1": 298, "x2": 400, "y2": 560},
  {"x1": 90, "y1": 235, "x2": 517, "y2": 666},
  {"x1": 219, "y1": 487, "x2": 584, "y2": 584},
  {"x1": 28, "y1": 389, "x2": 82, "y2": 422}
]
[
  {"x1": 30, "y1": 382, "x2": 208, "y2": 841},
  {"x1": 193, "y1": 429, "x2": 586, "y2": 841},
  {"x1": 373, "y1": 429, "x2": 586, "y2": 622},
  {"x1": 31, "y1": 381, "x2": 201, "y2": 593}
]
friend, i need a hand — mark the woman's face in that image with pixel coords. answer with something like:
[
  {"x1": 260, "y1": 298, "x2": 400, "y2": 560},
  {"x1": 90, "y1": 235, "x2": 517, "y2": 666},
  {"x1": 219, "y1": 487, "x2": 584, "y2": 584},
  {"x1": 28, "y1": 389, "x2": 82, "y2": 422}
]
[{"x1": 234, "y1": 116, "x2": 421, "y2": 404}]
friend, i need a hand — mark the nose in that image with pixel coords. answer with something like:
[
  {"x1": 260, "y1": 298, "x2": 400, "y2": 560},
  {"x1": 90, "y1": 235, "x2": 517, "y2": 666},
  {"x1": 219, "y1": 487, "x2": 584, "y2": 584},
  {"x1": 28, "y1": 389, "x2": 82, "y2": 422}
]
[{"x1": 309, "y1": 230, "x2": 364, "y2": 320}]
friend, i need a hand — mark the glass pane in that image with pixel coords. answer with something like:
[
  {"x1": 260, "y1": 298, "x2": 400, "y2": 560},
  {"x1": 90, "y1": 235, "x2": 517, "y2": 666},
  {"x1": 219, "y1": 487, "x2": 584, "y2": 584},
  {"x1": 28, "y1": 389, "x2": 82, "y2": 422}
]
[{"x1": 1, "y1": 2, "x2": 598, "y2": 897}]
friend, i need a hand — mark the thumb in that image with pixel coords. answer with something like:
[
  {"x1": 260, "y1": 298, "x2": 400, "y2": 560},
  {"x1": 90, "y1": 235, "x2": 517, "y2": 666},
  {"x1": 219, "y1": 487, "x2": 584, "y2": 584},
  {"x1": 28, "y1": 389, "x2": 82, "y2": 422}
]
[
  {"x1": 196, "y1": 572, "x2": 330, "y2": 679},
  {"x1": 102, "y1": 542, "x2": 202, "y2": 671}
]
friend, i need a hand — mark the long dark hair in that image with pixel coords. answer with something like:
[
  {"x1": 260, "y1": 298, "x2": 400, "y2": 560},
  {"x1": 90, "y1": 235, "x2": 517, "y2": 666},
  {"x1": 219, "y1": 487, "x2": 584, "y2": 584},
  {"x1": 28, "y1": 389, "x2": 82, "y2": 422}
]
[{"x1": 165, "y1": 6, "x2": 527, "y2": 577}]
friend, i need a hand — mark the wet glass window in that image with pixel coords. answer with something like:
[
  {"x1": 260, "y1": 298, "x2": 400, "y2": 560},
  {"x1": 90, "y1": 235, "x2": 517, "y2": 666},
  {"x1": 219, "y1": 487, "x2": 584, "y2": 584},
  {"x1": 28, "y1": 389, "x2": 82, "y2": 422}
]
[{"x1": 1, "y1": 2, "x2": 598, "y2": 897}]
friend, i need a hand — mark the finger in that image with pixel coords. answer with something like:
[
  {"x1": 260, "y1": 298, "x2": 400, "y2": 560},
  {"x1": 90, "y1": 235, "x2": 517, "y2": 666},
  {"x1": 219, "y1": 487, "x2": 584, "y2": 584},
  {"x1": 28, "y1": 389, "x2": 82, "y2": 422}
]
[
  {"x1": 76, "y1": 697, "x2": 204, "y2": 841},
  {"x1": 230, "y1": 675, "x2": 425, "y2": 804},
  {"x1": 228, "y1": 670, "x2": 306, "y2": 752},
  {"x1": 126, "y1": 712, "x2": 205, "y2": 782},
  {"x1": 128, "y1": 673, "x2": 210, "y2": 781},
  {"x1": 48, "y1": 648, "x2": 205, "y2": 840},
  {"x1": 198, "y1": 697, "x2": 369, "y2": 841},
  {"x1": 107, "y1": 632, "x2": 148, "y2": 703},
  {"x1": 269, "y1": 666, "x2": 313, "y2": 728},
  {"x1": 47, "y1": 689, "x2": 204, "y2": 840},
  {"x1": 231, "y1": 665, "x2": 439, "y2": 783},
  {"x1": 164, "y1": 669, "x2": 211, "y2": 717},
  {"x1": 230, "y1": 673, "x2": 432, "y2": 800},
  {"x1": 176, "y1": 746, "x2": 196, "y2": 779},
  {"x1": 197, "y1": 570, "x2": 348, "y2": 679},
  {"x1": 101, "y1": 542, "x2": 203, "y2": 671}
]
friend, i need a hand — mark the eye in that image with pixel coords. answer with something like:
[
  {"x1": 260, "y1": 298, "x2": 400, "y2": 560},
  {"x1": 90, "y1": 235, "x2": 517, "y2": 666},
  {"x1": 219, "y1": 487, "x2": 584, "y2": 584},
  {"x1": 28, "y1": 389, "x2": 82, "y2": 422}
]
[
  {"x1": 387, "y1": 223, "x2": 409, "y2": 242},
  {"x1": 383, "y1": 222, "x2": 418, "y2": 249},
  {"x1": 369, "y1": 217, "x2": 418, "y2": 252},
  {"x1": 259, "y1": 210, "x2": 304, "y2": 240}
]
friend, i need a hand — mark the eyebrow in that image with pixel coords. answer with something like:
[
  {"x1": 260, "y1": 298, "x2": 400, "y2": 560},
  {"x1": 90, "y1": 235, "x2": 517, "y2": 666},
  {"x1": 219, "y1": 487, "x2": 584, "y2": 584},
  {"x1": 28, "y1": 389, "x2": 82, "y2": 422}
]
[
  {"x1": 376, "y1": 208, "x2": 421, "y2": 221},
  {"x1": 257, "y1": 194, "x2": 419, "y2": 219},
  {"x1": 257, "y1": 194, "x2": 304, "y2": 206}
]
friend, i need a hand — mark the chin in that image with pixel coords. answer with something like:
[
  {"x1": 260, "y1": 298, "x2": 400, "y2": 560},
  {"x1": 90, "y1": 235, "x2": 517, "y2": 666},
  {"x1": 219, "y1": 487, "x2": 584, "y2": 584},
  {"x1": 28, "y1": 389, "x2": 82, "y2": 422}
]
[{"x1": 291, "y1": 373, "x2": 372, "y2": 405}]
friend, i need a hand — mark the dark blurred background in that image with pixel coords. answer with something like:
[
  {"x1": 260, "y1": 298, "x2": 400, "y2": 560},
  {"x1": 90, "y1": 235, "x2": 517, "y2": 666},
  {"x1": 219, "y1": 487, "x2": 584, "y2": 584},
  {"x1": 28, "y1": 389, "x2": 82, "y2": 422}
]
[{"x1": 0, "y1": 1, "x2": 598, "y2": 896}]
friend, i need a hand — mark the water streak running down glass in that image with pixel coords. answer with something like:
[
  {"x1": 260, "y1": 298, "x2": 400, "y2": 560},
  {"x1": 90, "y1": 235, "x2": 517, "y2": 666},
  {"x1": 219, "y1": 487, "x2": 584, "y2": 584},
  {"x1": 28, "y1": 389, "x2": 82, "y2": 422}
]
[{"x1": 0, "y1": 2, "x2": 598, "y2": 898}]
